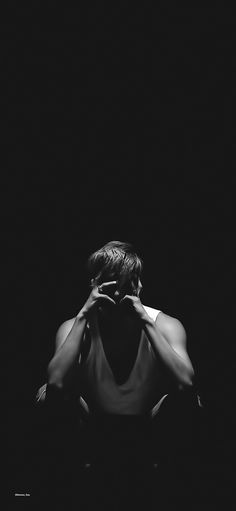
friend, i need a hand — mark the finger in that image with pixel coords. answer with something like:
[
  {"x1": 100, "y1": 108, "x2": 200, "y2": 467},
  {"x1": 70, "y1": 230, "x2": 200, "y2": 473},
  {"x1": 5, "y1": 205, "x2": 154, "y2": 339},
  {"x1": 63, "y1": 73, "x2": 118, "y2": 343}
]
[
  {"x1": 98, "y1": 281, "x2": 117, "y2": 290},
  {"x1": 97, "y1": 293, "x2": 116, "y2": 305},
  {"x1": 119, "y1": 295, "x2": 132, "y2": 303}
]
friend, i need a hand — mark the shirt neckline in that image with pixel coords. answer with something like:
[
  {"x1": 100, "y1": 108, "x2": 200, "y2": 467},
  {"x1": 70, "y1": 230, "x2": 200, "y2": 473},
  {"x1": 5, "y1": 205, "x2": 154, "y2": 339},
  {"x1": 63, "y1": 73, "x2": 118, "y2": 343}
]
[{"x1": 93, "y1": 312, "x2": 144, "y2": 388}]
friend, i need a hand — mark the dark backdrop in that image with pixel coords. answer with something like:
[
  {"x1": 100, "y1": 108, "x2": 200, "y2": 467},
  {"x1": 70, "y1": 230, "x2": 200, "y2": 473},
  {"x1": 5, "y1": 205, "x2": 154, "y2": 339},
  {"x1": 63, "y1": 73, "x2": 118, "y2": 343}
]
[{"x1": 5, "y1": 6, "x2": 235, "y2": 500}]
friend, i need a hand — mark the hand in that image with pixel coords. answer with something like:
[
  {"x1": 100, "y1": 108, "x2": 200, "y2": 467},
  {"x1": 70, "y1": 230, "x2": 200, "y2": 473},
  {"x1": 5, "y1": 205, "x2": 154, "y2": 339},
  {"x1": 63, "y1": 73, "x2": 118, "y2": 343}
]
[
  {"x1": 119, "y1": 294, "x2": 147, "y2": 320},
  {"x1": 80, "y1": 281, "x2": 117, "y2": 318},
  {"x1": 36, "y1": 383, "x2": 47, "y2": 403}
]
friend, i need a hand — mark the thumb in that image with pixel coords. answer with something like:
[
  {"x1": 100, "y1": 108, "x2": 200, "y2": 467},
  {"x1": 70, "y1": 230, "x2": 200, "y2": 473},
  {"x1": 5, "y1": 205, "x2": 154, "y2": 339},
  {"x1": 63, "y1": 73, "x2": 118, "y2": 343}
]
[
  {"x1": 99, "y1": 293, "x2": 116, "y2": 305},
  {"x1": 119, "y1": 295, "x2": 132, "y2": 304}
]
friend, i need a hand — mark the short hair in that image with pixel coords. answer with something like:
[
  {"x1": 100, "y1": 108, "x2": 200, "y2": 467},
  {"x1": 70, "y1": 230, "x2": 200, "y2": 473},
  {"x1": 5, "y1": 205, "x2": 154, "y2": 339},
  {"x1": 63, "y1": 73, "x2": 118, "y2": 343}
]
[{"x1": 87, "y1": 241, "x2": 143, "y2": 289}]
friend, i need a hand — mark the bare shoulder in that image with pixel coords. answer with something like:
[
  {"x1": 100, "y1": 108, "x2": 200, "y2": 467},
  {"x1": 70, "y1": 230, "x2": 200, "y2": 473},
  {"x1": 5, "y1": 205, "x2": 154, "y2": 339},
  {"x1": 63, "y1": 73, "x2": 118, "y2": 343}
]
[
  {"x1": 155, "y1": 311, "x2": 187, "y2": 346},
  {"x1": 143, "y1": 305, "x2": 185, "y2": 334},
  {"x1": 55, "y1": 316, "x2": 90, "y2": 353},
  {"x1": 156, "y1": 311, "x2": 186, "y2": 329},
  {"x1": 55, "y1": 317, "x2": 77, "y2": 351},
  {"x1": 56, "y1": 317, "x2": 77, "y2": 336}
]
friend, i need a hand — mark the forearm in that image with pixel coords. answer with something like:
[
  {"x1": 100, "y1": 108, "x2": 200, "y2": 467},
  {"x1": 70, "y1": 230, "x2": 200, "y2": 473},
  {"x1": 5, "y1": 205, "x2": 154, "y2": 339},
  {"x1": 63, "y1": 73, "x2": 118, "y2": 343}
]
[
  {"x1": 47, "y1": 312, "x2": 87, "y2": 387},
  {"x1": 141, "y1": 314, "x2": 194, "y2": 388}
]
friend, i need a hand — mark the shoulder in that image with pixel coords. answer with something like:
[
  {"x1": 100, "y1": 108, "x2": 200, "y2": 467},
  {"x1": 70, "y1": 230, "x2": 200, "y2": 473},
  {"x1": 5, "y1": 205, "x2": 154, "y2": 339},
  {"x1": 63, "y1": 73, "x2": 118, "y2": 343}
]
[
  {"x1": 143, "y1": 305, "x2": 186, "y2": 344},
  {"x1": 55, "y1": 317, "x2": 90, "y2": 354},
  {"x1": 55, "y1": 317, "x2": 77, "y2": 351},
  {"x1": 156, "y1": 311, "x2": 187, "y2": 346},
  {"x1": 56, "y1": 317, "x2": 76, "y2": 338}
]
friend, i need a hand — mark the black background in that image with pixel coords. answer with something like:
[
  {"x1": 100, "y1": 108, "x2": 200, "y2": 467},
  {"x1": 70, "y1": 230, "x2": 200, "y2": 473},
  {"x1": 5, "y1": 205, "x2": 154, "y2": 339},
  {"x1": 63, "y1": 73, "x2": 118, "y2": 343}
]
[{"x1": 5, "y1": 6, "x2": 235, "y2": 501}]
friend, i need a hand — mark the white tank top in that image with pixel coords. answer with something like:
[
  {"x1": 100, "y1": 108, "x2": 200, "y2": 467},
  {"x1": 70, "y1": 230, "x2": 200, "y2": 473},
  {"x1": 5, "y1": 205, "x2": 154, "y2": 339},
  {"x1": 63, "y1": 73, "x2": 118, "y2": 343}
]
[{"x1": 79, "y1": 306, "x2": 168, "y2": 415}]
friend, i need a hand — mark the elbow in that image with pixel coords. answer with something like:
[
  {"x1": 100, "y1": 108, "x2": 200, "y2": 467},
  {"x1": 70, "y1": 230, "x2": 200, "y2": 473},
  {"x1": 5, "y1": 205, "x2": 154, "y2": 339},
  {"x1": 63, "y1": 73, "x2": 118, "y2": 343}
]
[
  {"x1": 186, "y1": 368, "x2": 195, "y2": 388},
  {"x1": 177, "y1": 381, "x2": 192, "y2": 392},
  {"x1": 47, "y1": 378, "x2": 64, "y2": 391},
  {"x1": 178, "y1": 367, "x2": 195, "y2": 391},
  {"x1": 47, "y1": 363, "x2": 64, "y2": 390}
]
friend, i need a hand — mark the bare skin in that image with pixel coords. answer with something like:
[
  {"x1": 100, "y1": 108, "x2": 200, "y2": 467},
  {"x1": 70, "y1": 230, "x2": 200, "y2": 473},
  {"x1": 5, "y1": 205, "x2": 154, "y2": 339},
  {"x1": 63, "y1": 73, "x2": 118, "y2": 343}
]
[
  {"x1": 45, "y1": 279, "x2": 194, "y2": 407},
  {"x1": 34, "y1": 279, "x2": 197, "y2": 502},
  {"x1": 47, "y1": 281, "x2": 118, "y2": 388}
]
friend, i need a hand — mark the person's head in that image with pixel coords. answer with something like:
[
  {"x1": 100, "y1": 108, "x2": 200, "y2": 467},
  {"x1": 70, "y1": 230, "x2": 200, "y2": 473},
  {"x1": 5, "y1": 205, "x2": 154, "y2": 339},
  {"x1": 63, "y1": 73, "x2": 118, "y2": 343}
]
[{"x1": 87, "y1": 240, "x2": 143, "y2": 301}]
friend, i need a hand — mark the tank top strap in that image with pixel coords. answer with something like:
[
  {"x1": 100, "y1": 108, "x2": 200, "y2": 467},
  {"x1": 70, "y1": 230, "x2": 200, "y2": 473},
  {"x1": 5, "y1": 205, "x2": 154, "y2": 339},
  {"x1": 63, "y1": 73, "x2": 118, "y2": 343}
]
[
  {"x1": 85, "y1": 312, "x2": 102, "y2": 363},
  {"x1": 143, "y1": 306, "x2": 161, "y2": 322},
  {"x1": 87, "y1": 312, "x2": 97, "y2": 340}
]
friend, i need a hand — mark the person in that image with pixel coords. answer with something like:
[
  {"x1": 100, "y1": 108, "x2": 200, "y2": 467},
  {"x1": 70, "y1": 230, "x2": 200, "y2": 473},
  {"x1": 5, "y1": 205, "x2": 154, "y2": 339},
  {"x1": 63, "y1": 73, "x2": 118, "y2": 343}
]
[{"x1": 35, "y1": 240, "x2": 199, "y2": 499}]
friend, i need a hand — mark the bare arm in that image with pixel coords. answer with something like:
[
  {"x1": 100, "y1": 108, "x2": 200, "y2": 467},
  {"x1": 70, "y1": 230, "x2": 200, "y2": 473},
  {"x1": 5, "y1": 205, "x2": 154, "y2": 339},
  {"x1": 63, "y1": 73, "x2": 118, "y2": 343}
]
[
  {"x1": 47, "y1": 313, "x2": 88, "y2": 389},
  {"x1": 142, "y1": 312, "x2": 194, "y2": 389},
  {"x1": 47, "y1": 281, "x2": 117, "y2": 390},
  {"x1": 119, "y1": 295, "x2": 194, "y2": 390}
]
